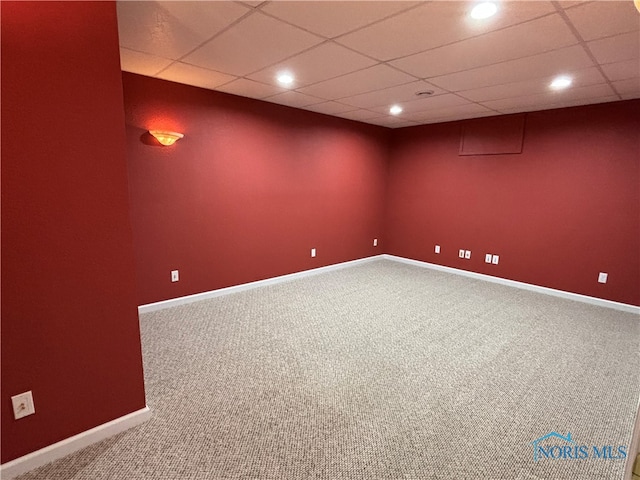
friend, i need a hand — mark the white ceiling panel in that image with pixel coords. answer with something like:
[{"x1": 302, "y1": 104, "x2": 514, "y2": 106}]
[
  {"x1": 336, "y1": 110, "x2": 384, "y2": 122},
  {"x1": 216, "y1": 78, "x2": 284, "y2": 99},
  {"x1": 182, "y1": 11, "x2": 323, "y2": 76},
  {"x1": 335, "y1": 2, "x2": 476, "y2": 61},
  {"x1": 563, "y1": 1, "x2": 639, "y2": 42},
  {"x1": 588, "y1": 31, "x2": 640, "y2": 66},
  {"x1": 391, "y1": 14, "x2": 577, "y2": 79},
  {"x1": 459, "y1": 67, "x2": 607, "y2": 103},
  {"x1": 483, "y1": 83, "x2": 617, "y2": 112},
  {"x1": 156, "y1": 62, "x2": 236, "y2": 90},
  {"x1": 247, "y1": 42, "x2": 377, "y2": 88},
  {"x1": 261, "y1": 1, "x2": 417, "y2": 39},
  {"x1": 120, "y1": 48, "x2": 173, "y2": 76},
  {"x1": 365, "y1": 116, "x2": 420, "y2": 128},
  {"x1": 117, "y1": 1, "x2": 250, "y2": 58},
  {"x1": 497, "y1": 95, "x2": 620, "y2": 114},
  {"x1": 118, "y1": 1, "x2": 639, "y2": 129},
  {"x1": 339, "y1": 81, "x2": 447, "y2": 109},
  {"x1": 297, "y1": 64, "x2": 416, "y2": 100},
  {"x1": 264, "y1": 90, "x2": 324, "y2": 108},
  {"x1": 429, "y1": 45, "x2": 595, "y2": 92},
  {"x1": 303, "y1": 102, "x2": 357, "y2": 116},
  {"x1": 612, "y1": 77, "x2": 640, "y2": 96},
  {"x1": 403, "y1": 103, "x2": 495, "y2": 122},
  {"x1": 369, "y1": 93, "x2": 471, "y2": 116},
  {"x1": 601, "y1": 59, "x2": 640, "y2": 82}
]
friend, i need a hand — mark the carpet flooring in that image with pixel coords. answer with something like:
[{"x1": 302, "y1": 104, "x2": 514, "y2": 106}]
[{"x1": 15, "y1": 259, "x2": 640, "y2": 479}]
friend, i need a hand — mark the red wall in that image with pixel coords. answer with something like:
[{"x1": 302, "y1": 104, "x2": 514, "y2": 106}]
[
  {"x1": 1, "y1": 2, "x2": 146, "y2": 463},
  {"x1": 123, "y1": 73, "x2": 389, "y2": 305},
  {"x1": 386, "y1": 100, "x2": 640, "y2": 306}
]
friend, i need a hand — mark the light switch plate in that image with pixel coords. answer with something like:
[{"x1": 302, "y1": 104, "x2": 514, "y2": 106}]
[
  {"x1": 171, "y1": 270, "x2": 179, "y2": 282},
  {"x1": 459, "y1": 249, "x2": 465, "y2": 258},
  {"x1": 492, "y1": 255, "x2": 499, "y2": 265},
  {"x1": 435, "y1": 245, "x2": 440, "y2": 254},
  {"x1": 598, "y1": 272, "x2": 607, "y2": 284},
  {"x1": 465, "y1": 250, "x2": 471, "y2": 259},
  {"x1": 311, "y1": 248, "x2": 316, "y2": 258},
  {"x1": 12, "y1": 391, "x2": 35, "y2": 420},
  {"x1": 485, "y1": 254, "x2": 492, "y2": 263}
]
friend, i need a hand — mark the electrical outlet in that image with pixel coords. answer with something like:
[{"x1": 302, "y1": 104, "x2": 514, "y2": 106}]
[
  {"x1": 459, "y1": 249, "x2": 465, "y2": 258},
  {"x1": 373, "y1": 238, "x2": 378, "y2": 247},
  {"x1": 435, "y1": 245, "x2": 441, "y2": 254},
  {"x1": 465, "y1": 250, "x2": 471, "y2": 259},
  {"x1": 311, "y1": 248, "x2": 316, "y2": 258},
  {"x1": 171, "y1": 270, "x2": 179, "y2": 282},
  {"x1": 12, "y1": 391, "x2": 35, "y2": 420},
  {"x1": 492, "y1": 255, "x2": 499, "y2": 265},
  {"x1": 598, "y1": 272, "x2": 608, "y2": 284},
  {"x1": 485, "y1": 254, "x2": 492, "y2": 263}
]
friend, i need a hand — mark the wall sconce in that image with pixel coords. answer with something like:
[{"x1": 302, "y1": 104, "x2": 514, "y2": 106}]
[{"x1": 149, "y1": 130, "x2": 184, "y2": 146}]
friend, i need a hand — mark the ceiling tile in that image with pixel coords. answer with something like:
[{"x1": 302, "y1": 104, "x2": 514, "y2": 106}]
[
  {"x1": 156, "y1": 62, "x2": 237, "y2": 90},
  {"x1": 117, "y1": 1, "x2": 250, "y2": 59},
  {"x1": 402, "y1": 103, "x2": 494, "y2": 122},
  {"x1": 391, "y1": 14, "x2": 577, "y2": 79},
  {"x1": 335, "y1": 3, "x2": 467, "y2": 61},
  {"x1": 216, "y1": 78, "x2": 284, "y2": 99},
  {"x1": 264, "y1": 90, "x2": 324, "y2": 108},
  {"x1": 588, "y1": 32, "x2": 640, "y2": 66},
  {"x1": 369, "y1": 93, "x2": 471, "y2": 116},
  {"x1": 297, "y1": 64, "x2": 416, "y2": 100},
  {"x1": 365, "y1": 116, "x2": 420, "y2": 128},
  {"x1": 563, "y1": 1, "x2": 639, "y2": 42},
  {"x1": 336, "y1": 2, "x2": 557, "y2": 62},
  {"x1": 119, "y1": 48, "x2": 173, "y2": 76},
  {"x1": 303, "y1": 102, "x2": 357, "y2": 115},
  {"x1": 261, "y1": 1, "x2": 417, "y2": 38},
  {"x1": 247, "y1": 42, "x2": 377, "y2": 88},
  {"x1": 182, "y1": 12, "x2": 323, "y2": 76},
  {"x1": 557, "y1": 2, "x2": 591, "y2": 8},
  {"x1": 420, "y1": 111, "x2": 497, "y2": 125},
  {"x1": 339, "y1": 81, "x2": 447, "y2": 109},
  {"x1": 620, "y1": 92, "x2": 640, "y2": 100},
  {"x1": 336, "y1": 110, "x2": 384, "y2": 121},
  {"x1": 497, "y1": 95, "x2": 620, "y2": 114},
  {"x1": 481, "y1": 83, "x2": 617, "y2": 112},
  {"x1": 601, "y1": 59, "x2": 640, "y2": 82},
  {"x1": 459, "y1": 67, "x2": 607, "y2": 102},
  {"x1": 429, "y1": 45, "x2": 594, "y2": 92},
  {"x1": 612, "y1": 77, "x2": 640, "y2": 97},
  {"x1": 117, "y1": 1, "x2": 636, "y2": 129}
]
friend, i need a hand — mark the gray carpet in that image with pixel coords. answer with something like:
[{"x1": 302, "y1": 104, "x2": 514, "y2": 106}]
[{"x1": 16, "y1": 259, "x2": 640, "y2": 479}]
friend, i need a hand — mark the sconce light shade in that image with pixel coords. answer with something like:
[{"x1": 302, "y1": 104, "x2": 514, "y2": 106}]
[{"x1": 149, "y1": 130, "x2": 184, "y2": 146}]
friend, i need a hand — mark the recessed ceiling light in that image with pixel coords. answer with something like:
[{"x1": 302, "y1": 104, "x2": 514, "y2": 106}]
[
  {"x1": 276, "y1": 72, "x2": 294, "y2": 86},
  {"x1": 389, "y1": 105, "x2": 403, "y2": 115},
  {"x1": 470, "y1": 2, "x2": 497, "y2": 19},
  {"x1": 550, "y1": 75, "x2": 572, "y2": 90}
]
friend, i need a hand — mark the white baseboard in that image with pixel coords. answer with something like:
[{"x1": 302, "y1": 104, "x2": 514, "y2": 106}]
[
  {"x1": 625, "y1": 399, "x2": 640, "y2": 480},
  {"x1": 139, "y1": 255, "x2": 384, "y2": 313},
  {"x1": 0, "y1": 406, "x2": 151, "y2": 480},
  {"x1": 139, "y1": 253, "x2": 639, "y2": 315},
  {"x1": 382, "y1": 254, "x2": 640, "y2": 314}
]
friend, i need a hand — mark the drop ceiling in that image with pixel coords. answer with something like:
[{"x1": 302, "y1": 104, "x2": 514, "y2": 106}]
[{"x1": 118, "y1": 1, "x2": 640, "y2": 128}]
